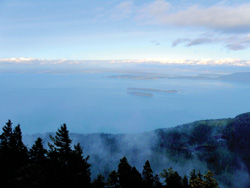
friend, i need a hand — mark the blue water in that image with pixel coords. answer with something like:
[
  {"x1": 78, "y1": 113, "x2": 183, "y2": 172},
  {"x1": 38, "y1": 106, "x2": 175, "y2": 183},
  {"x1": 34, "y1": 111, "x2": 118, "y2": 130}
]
[{"x1": 0, "y1": 73, "x2": 249, "y2": 134}]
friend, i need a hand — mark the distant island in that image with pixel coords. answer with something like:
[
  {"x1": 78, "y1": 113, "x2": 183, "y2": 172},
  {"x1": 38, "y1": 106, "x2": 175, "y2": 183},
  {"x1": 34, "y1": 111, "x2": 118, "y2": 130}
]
[
  {"x1": 109, "y1": 75, "x2": 162, "y2": 80},
  {"x1": 127, "y1": 88, "x2": 178, "y2": 93},
  {"x1": 127, "y1": 91, "x2": 153, "y2": 97},
  {"x1": 110, "y1": 72, "x2": 250, "y2": 82}
]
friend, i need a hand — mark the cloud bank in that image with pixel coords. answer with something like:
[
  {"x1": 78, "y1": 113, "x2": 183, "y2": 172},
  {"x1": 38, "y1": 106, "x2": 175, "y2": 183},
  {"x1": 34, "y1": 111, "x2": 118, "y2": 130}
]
[
  {"x1": 136, "y1": 0, "x2": 250, "y2": 33},
  {"x1": 1, "y1": 58, "x2": 250, "y2": 67},
  {"x1": 111, "y1": 0, "x2": 250, "y2": 51}
]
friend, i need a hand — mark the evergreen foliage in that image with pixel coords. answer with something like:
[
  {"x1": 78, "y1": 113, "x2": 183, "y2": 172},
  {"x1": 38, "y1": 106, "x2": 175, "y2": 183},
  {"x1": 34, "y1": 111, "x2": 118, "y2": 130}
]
[
  {"x1": 0, "y1": 121, "x2": 221, "y2": 188},
  {"x1": 142, "y1": 160, "x2": 154, "y2": 188},
  {"x1": 107, "y1": 170, "x2": 119, "y2": 188}
]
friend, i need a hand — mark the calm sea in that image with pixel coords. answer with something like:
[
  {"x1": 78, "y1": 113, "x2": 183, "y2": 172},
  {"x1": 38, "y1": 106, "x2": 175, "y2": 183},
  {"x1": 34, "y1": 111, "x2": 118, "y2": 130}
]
[{"x1": 0, "y1": 72, "x2": 249, "y2": 134}]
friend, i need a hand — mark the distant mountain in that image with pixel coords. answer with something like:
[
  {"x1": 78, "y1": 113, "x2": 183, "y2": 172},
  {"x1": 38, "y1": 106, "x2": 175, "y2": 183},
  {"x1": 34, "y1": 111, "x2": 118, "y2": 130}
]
[
  {"x1": 23, "y1": 112, "x2": 250, "y2": 188},
  {"x1": 218, "y1": 72, "x2": 250, "y2": 81}
]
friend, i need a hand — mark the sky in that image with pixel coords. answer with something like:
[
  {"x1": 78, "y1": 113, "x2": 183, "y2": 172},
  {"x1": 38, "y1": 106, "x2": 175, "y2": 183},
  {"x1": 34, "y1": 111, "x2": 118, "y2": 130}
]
[{"x1": 0, "y1": 0, "x2": 250, "y2": 64}]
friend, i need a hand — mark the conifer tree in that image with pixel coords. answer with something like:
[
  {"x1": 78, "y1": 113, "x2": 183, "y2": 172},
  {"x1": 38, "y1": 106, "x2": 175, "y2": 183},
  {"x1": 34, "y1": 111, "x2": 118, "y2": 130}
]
[
  {"x1": 107, "y1": 170, "x2": 119, "y2": 188},
  {"x1": 92, "y1": 174, "x2": 106, "y2": 188},
  {"x1": 0, "y1": 123, "x2": 28, "y2": 187},
  {"x1": 182, "y1": 175, "x2": 189, "y2": 188},
  {"x1": 142, "y1": 160, "x2": 154, "y2": 188},
  {"x1": 10, "y1": 124, "x2": 28, "y2": 159},
  {"x1": 30, "y1": 137, "x2": 47, "y2": 163},
  {"x1": 154, "y1": 174, "x2": 163, "y2": 188},
  {"x1": 0, "y1": 120, "x2": 13, "y2": 187},
  {"x1": 189, "y1": 169, "x2": 197, "y2": 183},
  {"x1": 161, "y1": 167, "x2": 182, "y2": 188},
  {"x1": 71, "y1": 142, "x2": 91, "y2": 188},
  {"x1": 203, "y1": 171, "x2": 219, "y2": 188},
  {"x1": 118, "y1": 156, "x2": 132, "y2": 188},
  {"x1": 48, "y1": 124, "x2": 91, "y2": 188},
  {"x1": 49, "y1": 123, "x2": 72, "y2": 156},
  {"x1": 131, "y1": 166, "x2": 143, "y2": 188},
  {"x1": 0, "y1": 120, "x2": 12, "y2": 149}
]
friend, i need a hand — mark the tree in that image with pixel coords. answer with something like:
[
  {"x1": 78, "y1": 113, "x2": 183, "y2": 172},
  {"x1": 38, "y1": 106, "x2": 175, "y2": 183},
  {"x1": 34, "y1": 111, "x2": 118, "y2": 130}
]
[
  {"x1": 203, "y1": 171, "x2": 219, "y2": 188},
  {"x1": 131, "y1": 166, "x2": 143, "y2": 188},
  {"x1": 189, "y1": 169, "x2": 197, "y2": 183},
  {"x1": 0, "y1": 120, "x2": 13, "y2": 187},
  {"x1": 107, "y1": 170, "x2": 119, "y2": 188},
  {"x1": 154, "y1": 174, "x2": 163, "y2": 188},
  {"x1": 49, "y1": 124, "x2": 72, "y2": 156},
  {"x1": 189, "y1": 171, "x2": 220, "y2": 188},
  {"x1": 182, "y1": 175, "x2": 189, "y2": 188},
  {"x1": 70, "y1": 142, "x2": 91, "y2": 188},
  {"x1": 92, "y1": 174, "x2": 106, "y2": 188},
  {"x1": 161, "y1": 167, "x2": 182, "y2": 188},
  {"x1": 0, "y1": 122, "x2": 28, "y2": 187},
  {"x1": 118, "y1": 156, "x2": 132, "y2": 188},
  {"x1": 48, "y1": 124, "x2": 91, "y2": 188},
  {"x1": 0, "y1": 120, "x2": 13, "y2": 149},
  {"x1": 30, "y1": 137, "x2": 47, "y2": 163},
  {"x1": 142, "y1": 160, "x2": 154, "y2": 188}
]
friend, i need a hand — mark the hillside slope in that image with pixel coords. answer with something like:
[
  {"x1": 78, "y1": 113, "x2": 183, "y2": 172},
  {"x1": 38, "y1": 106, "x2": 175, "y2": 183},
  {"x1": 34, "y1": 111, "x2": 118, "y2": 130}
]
[{"x1": 23, "y1": 112, "x2": 250, "y2": 188}]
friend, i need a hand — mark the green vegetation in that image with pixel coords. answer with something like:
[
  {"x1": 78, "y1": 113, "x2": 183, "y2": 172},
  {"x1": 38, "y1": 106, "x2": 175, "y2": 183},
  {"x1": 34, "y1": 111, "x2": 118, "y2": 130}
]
[{"x1": 0, "y1": 120, "x2": 221, "y2": 188}]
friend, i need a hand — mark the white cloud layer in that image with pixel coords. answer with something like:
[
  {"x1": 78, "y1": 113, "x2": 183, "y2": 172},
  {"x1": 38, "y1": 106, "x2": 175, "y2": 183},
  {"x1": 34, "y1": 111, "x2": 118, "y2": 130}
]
[
  {"x1": 137, "y1": 0, "x2": 250, "y2": 32},
  {"x1": 1, "y1": 58, "x2": 250, "y2": 67}
]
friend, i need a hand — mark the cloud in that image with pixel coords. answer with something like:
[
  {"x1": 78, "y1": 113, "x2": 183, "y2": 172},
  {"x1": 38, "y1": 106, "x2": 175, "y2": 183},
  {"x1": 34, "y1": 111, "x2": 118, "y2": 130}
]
[
  {"x1": 111, "y1": 1, "x2": 134, "y2": 20},
  {"x1": 138, "y1": 0, "x2": 170, "y2": 20},
  {"x1": 111, "y1": 58, "x2": 250, "y2": 66},
  {"x1": 186, "y1": 38, "x2": 213, "y2": 47},
  {"x1": 1, "y1": 58, "x2": 250, "y2": 67},
  {"x1": 150, "y1": 40, "x2": 160, "y2": 46},
  {"x1": 173, "y1": 33, "x2": 250, "y2": 50},
  {"x1": 137, "y1": 1, "x2": 250, "y2": 33}
]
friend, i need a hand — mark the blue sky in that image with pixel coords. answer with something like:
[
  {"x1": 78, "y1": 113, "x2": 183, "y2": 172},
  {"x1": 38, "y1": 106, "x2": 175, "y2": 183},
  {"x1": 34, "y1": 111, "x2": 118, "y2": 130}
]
[{"x1": 0, "y1": 0, "x2": 250, "y2": 63}]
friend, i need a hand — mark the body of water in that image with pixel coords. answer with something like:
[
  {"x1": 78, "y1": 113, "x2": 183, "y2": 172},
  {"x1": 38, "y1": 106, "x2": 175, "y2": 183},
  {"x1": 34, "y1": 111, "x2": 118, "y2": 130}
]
[{"x1": 0, "y1": 72, "x2": 249, "y2": 134}]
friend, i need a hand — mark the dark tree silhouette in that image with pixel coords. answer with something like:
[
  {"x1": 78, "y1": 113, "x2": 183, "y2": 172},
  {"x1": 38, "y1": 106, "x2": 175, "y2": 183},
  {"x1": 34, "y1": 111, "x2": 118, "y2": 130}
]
[
  {"x1": 30, "y1": 137, "x2": 47, "y2": 163},
  {"x1": 92, "y1": 174, "x2": 106, "y2": 188},
  {"x1": 142, "y1": 160, "x2": 154, "y2": 188},
  {"x1": 161, "y1": 167, "x2": 182, "y2": 188},
  {"x1": 107, "y1": 170, "x2": 119, "y2": 188},
  {"x1": 48, "y1": 124, "x2": 91, "y2": 188},
  {"x1": 154, "y1": 174, "x2": 163, "y2": 188},
  {"x1": 118, "y1": 156, "x2": 132, "y2": 188},
  {"x1": 131, "y1": 166, "x2": 143, "y2": 188},
  {"x1": 0, "y1": 120, "x2": 221, "y2": 188}
]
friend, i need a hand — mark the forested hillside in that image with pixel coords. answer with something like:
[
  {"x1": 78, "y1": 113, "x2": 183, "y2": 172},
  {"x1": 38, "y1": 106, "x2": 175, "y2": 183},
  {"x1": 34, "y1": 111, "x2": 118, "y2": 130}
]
[
  {"x1": 0, "y1": 121, "x2": 220, "y2": 188},
  {"x1": 2, "y1": 112, "x2": 250, "y2": 187}
]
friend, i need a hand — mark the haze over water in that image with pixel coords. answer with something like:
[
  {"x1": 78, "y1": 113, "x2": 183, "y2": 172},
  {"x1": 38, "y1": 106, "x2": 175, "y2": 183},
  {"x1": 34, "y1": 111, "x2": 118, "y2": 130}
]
[{"x1": 1, "y1": 70, "x2": 249, "y2": 134}]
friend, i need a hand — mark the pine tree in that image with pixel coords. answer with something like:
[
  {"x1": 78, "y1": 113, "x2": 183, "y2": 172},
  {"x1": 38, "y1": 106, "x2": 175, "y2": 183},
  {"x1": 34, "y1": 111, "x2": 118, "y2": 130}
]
[
  {"x1": 92, "y1": 174, "x2": 106, "y2": 188},
  {"x1": 48, "y1": 124, "x2": 91, "y2": 188},
  {"x1": 0, "y1": 120, "x2": 12, "y2": 149},
  {"x1": 49, "y1": 123, "x2": 72, "y2": 156},
  {"x1": 71, "y1": 142, "x2": 91, "y2": 188},
  {"x1": 107, "y1": 170, "x2": 119, "y2": 188},
  {"x1": 182, "y1": 175, "x2": 189, "y2": 188},
  {"x1": 161, "y1": 167, "x2": 182, "y2": 188},
  {"x1": 0, "y1": 123, "x2": 28, "y2": 187},
  {"x1": 154, "y1": 174, "x2": 163, "y2": 188},
  {"x1": 10, "y1": 124, "x2": 28, "y2": 168},
  {"x1": 189, "y1": 169, "x2": 197, "y2": 184},
  {"x1": 203, "y1": 171, "x2": 219, "y2": 188},
  {"x1": 0, "y1": 120, "x2": 13, "y2": 186},
  {"x1": 142, "y1": 160, "x2": 154, "y2": 188},
  {"x1": 47, "y1": 124, "x2": 73, "y2": 187},
  {"x1": 30, "y1": 137, "x2": 47, "y2": 163},
  {"x1": 118, "y1": 156, "x2": 132, "y2": 188},
  {"x1": 131, "y1": 166, "x2": 143, "y2": 188}
]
